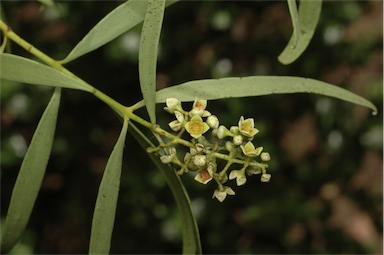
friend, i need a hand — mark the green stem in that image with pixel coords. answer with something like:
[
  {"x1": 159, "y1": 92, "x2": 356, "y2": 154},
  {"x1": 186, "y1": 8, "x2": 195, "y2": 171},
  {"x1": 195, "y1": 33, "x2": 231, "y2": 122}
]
[{"x1": 0, "y1": 19, "x2": 126, "y2": 117}]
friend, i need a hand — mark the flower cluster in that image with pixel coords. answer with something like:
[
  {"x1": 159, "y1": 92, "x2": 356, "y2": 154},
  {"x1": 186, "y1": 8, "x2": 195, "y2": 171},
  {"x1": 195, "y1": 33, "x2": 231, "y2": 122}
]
[{"x1": 150, "y1": 98, "x2": 271, "y2": 202}]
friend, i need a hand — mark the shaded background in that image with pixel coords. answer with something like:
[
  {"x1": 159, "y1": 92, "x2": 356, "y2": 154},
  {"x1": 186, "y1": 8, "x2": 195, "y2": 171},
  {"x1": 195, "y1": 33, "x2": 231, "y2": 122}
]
[{"x1": 1, "y1": 1, "x2": 382, "y2": 254}]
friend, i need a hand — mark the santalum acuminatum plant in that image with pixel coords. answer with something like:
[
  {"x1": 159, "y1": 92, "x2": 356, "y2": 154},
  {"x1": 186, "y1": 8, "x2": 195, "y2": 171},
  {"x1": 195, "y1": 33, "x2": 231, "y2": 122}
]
[{"x1": 0, "y1": 0, "x2": 377, "y2": 254}]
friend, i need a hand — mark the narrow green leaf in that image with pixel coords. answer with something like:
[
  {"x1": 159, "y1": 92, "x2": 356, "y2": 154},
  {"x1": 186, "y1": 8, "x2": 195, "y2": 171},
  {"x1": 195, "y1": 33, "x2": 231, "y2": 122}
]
[
  {"x1": 89, "y1": 119, "x2": 129, "y2": 255},
  {"x1": 278, "y1": 0, "x2": 322, "y2": 65},
  {"x1": 129, "y1": 123, "x2": 202, "y2": 254},
  {"x1": 1, "y1": 88, "x2": 61, "y2": 253},
  {"x1": 136, "y1": 76, "x2": 377, "y2": 114},
  {"x1": 61, "y1": 0, "x2": 179, "y2": 64},
  {"x1": 0, "y1": 53, "x2": 93, "y2": 92},
  {"x1": 287, "y1": 0, "x2": 300, "y2": 48},
  {"x1": 139, "y1": 0, "x2": 166, "y2": 124}
]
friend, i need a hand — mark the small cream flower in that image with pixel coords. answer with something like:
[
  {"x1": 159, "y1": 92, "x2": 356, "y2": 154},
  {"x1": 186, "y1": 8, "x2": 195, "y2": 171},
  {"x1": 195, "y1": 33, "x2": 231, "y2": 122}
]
[
  {"x1": 229, "y1": 169, "x2": 247, "y2": 186},
  {"x1": 194, "y1": 163, "x2": 215, "y2": 184},
  {"x1": 193, "y1": 99, "x2": 207, "y2": 110},
  {"x1": 212, "y1": 186, "x2": 235, "y2": 202},
  {"x1": 185, "y1": 115, "x2": 210, "y2": 138},
  {"x1": 238, "y1": 116, "x2": 259, "y2": 137},
  {"x1": 160, "y1": 147, "x2": 177, "y2": 164},
  {"x1": 168, "y1": 111, "x2": 185, "y2": 132},
  {"x1": 190, "y1": 98, "x2": 211, "y2": 117},
  {"x1": 164, "y1": 98, "x2": 183, "y2": 113},
  {"x1": 169, "y1": 120, "x2": 182, "y2": 132},
  {"x1": 245, "y1": 165, "x2": 262, "y2": 176},
  {"x1": 240, "y1": 142, "x2": 263, "y2": 157}
]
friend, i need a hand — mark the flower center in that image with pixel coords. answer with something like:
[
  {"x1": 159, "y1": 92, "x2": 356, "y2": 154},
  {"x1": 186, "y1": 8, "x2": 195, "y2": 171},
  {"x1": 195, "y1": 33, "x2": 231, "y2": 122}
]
[
  {"x1": 195, "y1": 102, "x2": 204, "y2": 109},
  {"x1": 245, "y1": 146, "x2": 253, "y2": 153},
  {"x1": 200, "y1": 168, "x2": 211, "y2": 182},
  {"x1": 241, "y1": 122, "x2": 252, "y2": 132},
  {"x1": 189, "y1": 121, "x2": 203, "y2": 134}
]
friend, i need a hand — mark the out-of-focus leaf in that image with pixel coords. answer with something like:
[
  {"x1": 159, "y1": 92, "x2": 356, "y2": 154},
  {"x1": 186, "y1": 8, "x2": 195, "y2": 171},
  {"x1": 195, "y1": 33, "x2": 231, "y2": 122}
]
[
  {"x1": 61, "y1": 0, "x2": 178, "y2": 63},
  {"x1": 38, "y1": 0, "x2": 55, "y2": 8},
  {"x1": 128, "y1": 123, "x2": 202, "y2": 254},
  {"x1": 135, "y1": 76, "x2": 377, "y2": 114},
  {"x1": 0, "y1": 53, "x2": 93, "y2": 92},
  {"x1": 89, "y1": 118, "x2": 129, "y2": 255},
  {"x1": 278, "y1": 0, "x2": 322, "y2": 65},
  {"x1": 138, "y1": 0, "x2": 166, "y2": 124},
  {"x1": 1, "y1": 88, "x2": 61, "y2": 253}
]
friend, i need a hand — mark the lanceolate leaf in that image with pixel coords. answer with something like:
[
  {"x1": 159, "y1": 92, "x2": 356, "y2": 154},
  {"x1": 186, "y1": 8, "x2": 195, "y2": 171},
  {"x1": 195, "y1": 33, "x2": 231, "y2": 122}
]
[
  {"x1": 61, "y1": 0, "x2": 178, "y2": 64},
  {"x1": 139, "y1": 0, "x2": 166, "y2": 124},
  {"x1": 0, "y1": 53, "x2": 93, "y2": 92},
  {"x1": 287, "y1": 0, "x2": 300, "y2": 48},
  {"x1": 278, "y1": 0, "x2": 322, "y2": 65},
  {"x1": 89, "y1": 119, "x2": 129, "y2": 255},
  {"x1": 149, "y1": 76, "x2": 377, "y2": 114},
  {"x1": 1, "y1": 88, "x2": 61, "y2": 253},
  {"x1": 129, "y1": 123, "x2": 202, "y2": 254}
]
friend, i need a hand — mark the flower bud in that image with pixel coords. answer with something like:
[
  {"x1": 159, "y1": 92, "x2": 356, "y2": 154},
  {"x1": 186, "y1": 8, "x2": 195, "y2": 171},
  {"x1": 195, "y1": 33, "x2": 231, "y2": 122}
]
[
  {"x1": 225, "y1": 141, "x2": 233, "y2": 151},
  {"x1": 184, "y1": 152, "x2": 191, "y2": 163},
  {"x1": 193, "y1": 155, "x2": 206, "y2": 167},
  {"x1": 190, "y1": 147, "x2": 198, "y2": 156},
  {"x1": 260, "y1": 152, "x2": 270, "y2": 161},
  {"x1": 260, "y1": 173, "x2": 271, "y2": 182},
  {"x1": 233, "y1": 135, "x2": 243, "y2": 145},
  {"x1": 207, "y1": 115, "x2": 219, "y2": 129},
  {"x1": 217, "y1": 125, "x2": 233, "y2": 139},
  {"x1": 230, "y1": 126, "x2": 239, "y2": 135}
]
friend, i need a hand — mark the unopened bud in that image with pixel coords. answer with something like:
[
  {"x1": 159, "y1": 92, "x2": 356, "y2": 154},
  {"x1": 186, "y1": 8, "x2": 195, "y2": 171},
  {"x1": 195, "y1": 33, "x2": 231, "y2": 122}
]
[
  {"x1": 230, "y1": 126, "x2": 239, "y2": 135},
  {"x1": 225, "y1": 141, "x2": 233, "y2": 151},
  {"x1": 260, "y1": 173, "x2": 271, "y2": 182},
  {"x1": 217, "y1": 125, "x2": 233, "y2": 139},
  {"x1": 260, "y1": 152, "x2": 270, "y2": 161},
  {"x1": 207, "y1": 115, "x2": 219, "y2": 129},
  {"x1": 193, "y1": 155, "x2": 206, "y2": 167},
  {"x1": 233, "y1": 135, "x2": 243, "y2": 145}
]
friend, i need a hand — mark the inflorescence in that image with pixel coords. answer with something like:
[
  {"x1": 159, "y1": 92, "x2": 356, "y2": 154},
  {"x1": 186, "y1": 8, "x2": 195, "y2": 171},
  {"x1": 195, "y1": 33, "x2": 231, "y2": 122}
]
[{"x1": 147, "y1": 98, "x2": 271, "y2": 202}]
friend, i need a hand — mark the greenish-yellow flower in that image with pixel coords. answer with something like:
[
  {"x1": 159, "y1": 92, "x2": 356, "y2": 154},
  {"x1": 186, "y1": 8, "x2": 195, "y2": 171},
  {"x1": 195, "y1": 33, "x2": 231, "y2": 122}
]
[
  {"x1": 238, "y1": 116, "x2": 259, "y2": 137},
  {"x1": 185, "y1": 115, "x2": 210, "y2": 138}
]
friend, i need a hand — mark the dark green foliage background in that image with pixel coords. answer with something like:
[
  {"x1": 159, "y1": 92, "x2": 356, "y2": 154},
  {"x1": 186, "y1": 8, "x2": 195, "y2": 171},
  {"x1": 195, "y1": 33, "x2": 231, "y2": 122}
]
[{"x1": 1, "y1": 1, "x2": 382, "y2": 254}]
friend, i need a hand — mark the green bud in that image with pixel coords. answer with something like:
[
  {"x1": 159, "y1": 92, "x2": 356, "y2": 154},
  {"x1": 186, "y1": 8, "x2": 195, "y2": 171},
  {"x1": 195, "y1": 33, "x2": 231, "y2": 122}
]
[
  {"x1": 233, "y1": 135, "x2": 243, "y2": 145},
  {"x1": 260, "y1": 173, "x2": 271, "y2": 182},
  {"x1": 207, "y1": 115, "x2": 219, "y2": 129},
  {"x1": 260, "y1": 152, "x2": 270, "y2": 161}
]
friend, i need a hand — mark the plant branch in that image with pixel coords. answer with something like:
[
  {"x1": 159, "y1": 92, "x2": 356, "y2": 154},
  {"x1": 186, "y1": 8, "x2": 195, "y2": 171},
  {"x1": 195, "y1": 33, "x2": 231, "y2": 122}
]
[{"x1": 0, "y1": 19, "x2": 126, "y2": 117}]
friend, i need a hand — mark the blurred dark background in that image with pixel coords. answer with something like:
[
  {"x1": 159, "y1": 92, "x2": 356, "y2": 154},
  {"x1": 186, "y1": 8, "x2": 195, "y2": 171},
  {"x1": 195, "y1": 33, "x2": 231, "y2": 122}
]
[{"x1": 1, "y1": 1, "x2": 382, "y2": 254}]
